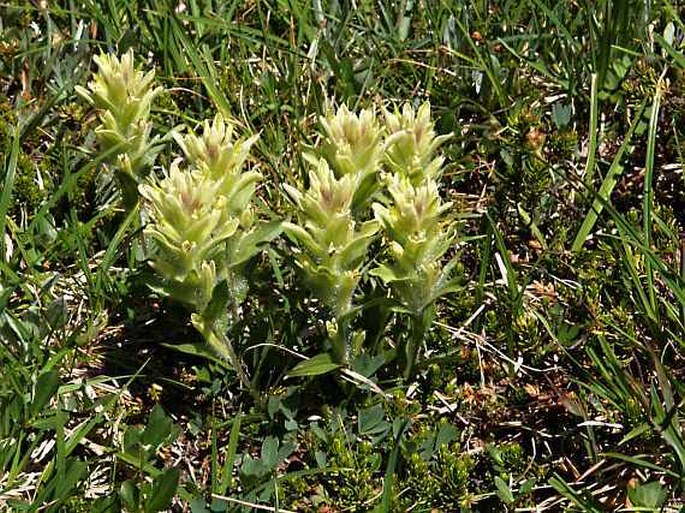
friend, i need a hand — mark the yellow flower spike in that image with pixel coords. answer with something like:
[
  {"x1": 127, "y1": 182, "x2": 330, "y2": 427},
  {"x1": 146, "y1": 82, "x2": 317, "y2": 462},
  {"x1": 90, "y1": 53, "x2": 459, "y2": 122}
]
[
  {"x1": 320, "y1": 104, "x2": 384, "y2": 179},
  {"x1": 76, "y1": 50, "x2": 164, "y2": 209},
  {"x1": 283, "y1": 156, "x2": 378, "y2": 360},
  {"x1": 175, "y1": 114, "x2": 260, "y2": 182},
  {"x1": 383, "y1": 102, "x2": 452, "y2": 184},
  {"x1": 139, "y1": 161, "x2": 239, "y2": 289},
  {"x1": 76, "y1": 50, "x2": 162, "y2": 153}
]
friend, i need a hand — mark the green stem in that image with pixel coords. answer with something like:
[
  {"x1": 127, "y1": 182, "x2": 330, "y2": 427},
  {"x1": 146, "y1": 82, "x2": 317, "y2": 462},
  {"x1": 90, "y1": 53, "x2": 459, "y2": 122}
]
[
  {"x1": 116, "y1": 170, "x2": 141, "y2": 214},
  {"x1": 403, "y1": 311, "x2": 429, "y2": 381},
  {"x1": 331, "y1": 315, "x2": 350, "y2": 365},
  {"x1": 206, "y1": 321, "x2": 259, "y2": 401}
]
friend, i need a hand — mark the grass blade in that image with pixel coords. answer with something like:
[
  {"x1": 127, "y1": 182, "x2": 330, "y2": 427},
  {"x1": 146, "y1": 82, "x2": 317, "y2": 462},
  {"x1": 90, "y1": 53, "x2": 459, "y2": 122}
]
[{"x1": 571, "y1": 100, "x2": 647, "y2": 251}]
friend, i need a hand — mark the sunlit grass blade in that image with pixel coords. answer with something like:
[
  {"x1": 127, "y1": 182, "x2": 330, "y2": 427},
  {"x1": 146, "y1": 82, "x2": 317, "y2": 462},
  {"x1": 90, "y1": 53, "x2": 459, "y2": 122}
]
[
  {"x1": 583, "y1": 73, "x2": 599, "y2": 187},
  {"x1": 642, "y1": 81, "x2": 663, "y2": 321},
  {"x1": 0, "y1": 127, "x2": 19, "y2": 262},
  {"x1": 571, "y1": 100, "x2": 647, "y2": 252}
]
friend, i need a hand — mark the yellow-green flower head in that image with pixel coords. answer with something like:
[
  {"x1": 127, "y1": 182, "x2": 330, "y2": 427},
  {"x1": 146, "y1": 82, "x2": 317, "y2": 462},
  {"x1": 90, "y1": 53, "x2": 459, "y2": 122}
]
[
  {"x1": 285, "y1": 158, "x2": 355, "y2": 230},
  {"x1": 383, "y1": 102, "x2": 451, "y2": 183},
  {"x1": 139, "y1": 160, "x2": 239, "y2": 279},
  {"x1": 320, "y1": 104, "x2": 384, "y2": 179},
  {"x1": 76, "y1": 49, "x2": 161, "y2": 135},
  {"x1": 284, "y1": 159, "x2": 378, "y2": 316},
  {"x1": 175, "y1": 114, "x2": 260, "y2": 181},
  {"x1": 373, "y1": 175, "x2": 450, "y2": 247},
  {"x1": 308, "y1": 158, "x2": 356, "y2": 216}
]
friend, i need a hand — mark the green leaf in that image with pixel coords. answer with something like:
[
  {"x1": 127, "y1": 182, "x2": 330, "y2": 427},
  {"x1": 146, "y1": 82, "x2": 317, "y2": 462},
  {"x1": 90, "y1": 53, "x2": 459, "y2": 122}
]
[
  {"x1": 377, "y1": 419, "x2": 408, "y2": 513},
  {"x1": 572, "y1": 100, "x2": 647, "y2": 252},
  {"x1": 351, "y1": 353, "x2": 386, "y2": 378},
  {"x1": 230, "y1": 221, "x2": 283, "y2": 268},
  {"x1": 435, "y1": 423, "x2": 459, "y2": 449},
  {"x1": 160, "y1": 342, "x2": 228, "y2": 368},
  {"x1": 358, "y1": 403, "x2": 384, "y2": 435},
  {"x1": 627, "y1": 481, "x2": 667, "y2": 509},
  {"x1": 495, "y1": 476, "x2": 515, "y2": 504},
  {"x1": 519, "y1": 478, "x2": 536, "y2": 495},
  {"x1": 241, "y1": 455, "x2": 268, "y2": 478},
  {"x1": 288, "y1": 353, "x2": 340, "y2": 378},
  {"x1": 314, "y1": 450, "x2": 327, "y2": 468},
  {"x1": 145, "y1": 467, "x2": 180, "y2": 513},
  {"x1": 0, "y1": 127, "x2": 19, "y2": 260},
  {"x1": 190, "y1": 497, "x2": 210, "y2": 513},
  {"x1": 32, "y1": 370, "x2": 61, "y2": 418},
  {"x1": 600, "y1": 453, "x2": 679, "y2": 478},
  {"x1": 201, "y1": 279, "x2": 231, "y2": 325},
  {"x1": 278, "y1": 440, "x2": 296, "y2": 461},
  {"x1": 142, "y1": 405, "x2": 176, "y2": 450},
  {"x1": 370, "y1": 264, "x2": 403, "y2": 285},
  {"x1": 55, "y1": 458, "x2": 88, "y2": 500},
  {"x1": 220, "y1": 411, "x2": 242, "y2": 491},
  {"x1": 260, "y1": 436, "x2": 280, "y2": 470},
  {"x1": 120, "y1": 480, "x2": 139, "y2": 511},
  {"x1": 552, "y1": 102, "x2": 571, "y2": 129}
]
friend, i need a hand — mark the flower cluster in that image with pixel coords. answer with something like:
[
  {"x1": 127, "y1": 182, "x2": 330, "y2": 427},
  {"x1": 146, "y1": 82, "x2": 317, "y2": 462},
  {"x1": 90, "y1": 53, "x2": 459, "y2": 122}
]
[
  {"x1": 79, "y1": 52, "x2": 459, "y2": 381},
  {"x1": 285, "y1": 102, "x2": 457, "y2": 368},
  {"x1": 284, "y1": 106, "x2": 383, "y2": 362},
  {"x1": 140, "y1": 115, "x2": 279, "y2": 369},
  {"x1": 372, "y1": 102, "x2": 457, "y2": 317},
  {"x1": 383, "y1": 102, "x2": 451, "y2": 184},
  {"x1": 284, "y1": 158, "x2": 378, "y2": 320}
]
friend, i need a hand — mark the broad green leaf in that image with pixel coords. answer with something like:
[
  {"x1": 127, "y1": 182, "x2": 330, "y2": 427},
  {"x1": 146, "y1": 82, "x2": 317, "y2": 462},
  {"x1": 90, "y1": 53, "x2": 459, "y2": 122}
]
[
  {"x1": 32, "y1": 370, "x2": 60, "y2": 418},
  {"x1": 229, "y1": 220, "x2": 283, "y2": 267},
  {"x1": 241, "y1": 455, "x2": 268, "y2": 478},
  {"x1": 288, "y1": 353, "x2": 340, "y2": 378},
  {"x1": 260, "y1": 436, "x2": 280, "y2": 470},
  {"x1": 120, "y1": 480, "x2": 138, "y2": 511},
  {"x1": 358, "y1": 403, "x2": 384, "y2": 435},
  {"x1": 370, "y1": 264, "x2": 403, "y2": 284},
  {"x1": 494, "y1": 476, "x2": 515, "y2": 504},
  {"x1": 142, "y1": 405, "x2": 175, "y2": 449},
  {"x1": 55, "y1": 458, "x2": 88, "y2": 500},
  {"x1": 435, "y1": 423, "x2": 459, "y2": 449},
  {"x1": 146, "y1": 467, "x2": 180, "y2": 513},
  {"x1": 627, "y1": 481, "x2": 667, "y2": 509}
]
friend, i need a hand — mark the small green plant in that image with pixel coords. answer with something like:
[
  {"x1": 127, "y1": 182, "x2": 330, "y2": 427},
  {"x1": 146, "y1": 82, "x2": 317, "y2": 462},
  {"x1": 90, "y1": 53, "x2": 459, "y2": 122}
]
[
  {"x1": 284, "y1": 106, "x2": 382, "y2": 365},
  {"x1": 139, "y1": 115, "x2": 281, "y2": 391},
  {"x1": 372, "y1": 102, "x2": 458, "y2": 378},
  {"x1": 116, "y1": 405, "x2": 181, "y2": 513},
  {"x1": 285, "y1": 102, "x2": 459, "y2": 378}
]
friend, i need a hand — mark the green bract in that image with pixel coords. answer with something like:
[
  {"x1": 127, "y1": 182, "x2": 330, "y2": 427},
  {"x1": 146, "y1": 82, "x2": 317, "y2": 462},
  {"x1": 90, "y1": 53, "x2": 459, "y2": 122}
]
[
  {"x1": 319, "y1": 105, "x2": 383, "y2": 177},
  {"x1": 174, "y1": 115, "x2": 261, "y2": 218}
]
